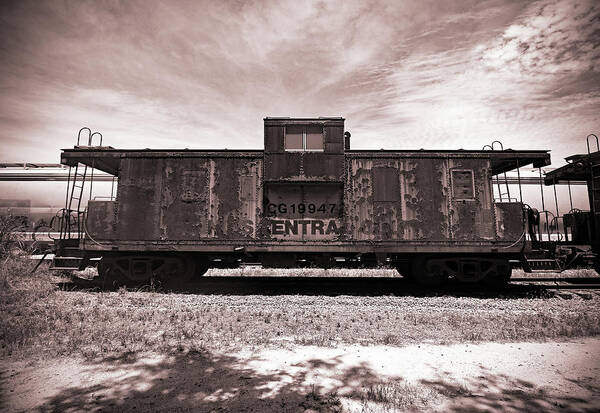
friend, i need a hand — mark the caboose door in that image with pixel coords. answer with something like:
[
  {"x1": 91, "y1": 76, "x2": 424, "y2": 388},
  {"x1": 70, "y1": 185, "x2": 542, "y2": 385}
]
[{"x1": 264, "y1": 183, "x2": 343, "y2": 241}]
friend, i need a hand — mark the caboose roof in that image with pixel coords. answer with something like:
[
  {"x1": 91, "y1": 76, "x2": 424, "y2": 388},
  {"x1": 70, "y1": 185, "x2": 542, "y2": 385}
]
[
  {"x1": 61, "y1": 147, "x2": 550, "y2": 176},
  {"x1": 263, "y1": 117, "x2": 345, "y2": 126},
  {"x1": 544, "y1": 151, "x2": 600, "y2": 185},
  {"x1": 346, "y1": 149, "x2": 550, "y2": 175}
]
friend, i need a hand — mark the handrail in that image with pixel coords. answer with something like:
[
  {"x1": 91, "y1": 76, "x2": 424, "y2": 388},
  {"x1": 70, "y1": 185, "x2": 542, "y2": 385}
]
[
  {"x1": 483, "y1": 140, "x2": 511, "y2": 201},
  {"x1": 76, "y1": 128, "x2": 103, "y2": 146},
  {"x1": 586, "y1": 134, "x2": 599, "y2": 155},
  {"x1": 77, "y1": 127, "x2": 91, "y2": 146},
  {"x1": 90, "y1": 131, "x2": 103, "y2": 146}
]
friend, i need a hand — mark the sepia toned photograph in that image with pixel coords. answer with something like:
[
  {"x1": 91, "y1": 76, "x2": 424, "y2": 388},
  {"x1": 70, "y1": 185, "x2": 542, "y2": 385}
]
[{"x1": 1, "y1": 0, "x2": 599, "y2": 411}]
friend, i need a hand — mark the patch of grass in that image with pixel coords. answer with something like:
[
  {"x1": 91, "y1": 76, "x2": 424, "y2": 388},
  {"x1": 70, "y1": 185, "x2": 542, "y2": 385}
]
[
  {"x1": 1, "y1": 255, "x2": 600, "y2": 359},
  {"x1": 0, "y1": 252, "x2": 60, "y2": 355},
  {"x1": 0, "y1": 252, "x2": 56, "y2": 301},
  {"x1": 3, "y1": 290, "x2": 600, "y2": 359},
  {"x1": 353, "y1": 380, "x2": 444, "y2": 412},
  {"x1": 301, "y1": 385, "x2": 342, "y2": 412}
]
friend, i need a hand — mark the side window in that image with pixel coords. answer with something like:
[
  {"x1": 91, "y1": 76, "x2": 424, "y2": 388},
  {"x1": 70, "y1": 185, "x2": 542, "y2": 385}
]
[
  {"x1": 373, "y1": 167, "x2": 400, "y2": 202},
  {"x1": 284, "y1": 125, "x2": 303, "y2": 150},
  {"x1": 305, "y1": 125, "x2": 323, "y2": 150},
  {"x1": 451, "y1": 169, "x2": 475, "y2": 200},
  {"x1": 285, "y1": 125, "x2": 323, "y2": 151}
]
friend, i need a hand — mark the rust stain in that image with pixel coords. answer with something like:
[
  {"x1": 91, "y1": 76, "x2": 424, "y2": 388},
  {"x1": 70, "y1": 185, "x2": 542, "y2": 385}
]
[{"x1": 449, "y1": 159, "x2": 495, "y2": 241}]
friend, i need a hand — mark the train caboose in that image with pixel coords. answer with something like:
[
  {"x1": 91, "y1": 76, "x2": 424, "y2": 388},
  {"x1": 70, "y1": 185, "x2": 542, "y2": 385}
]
[{"x1": 54, "y1": 117, "x2": 550, "y2": 286}]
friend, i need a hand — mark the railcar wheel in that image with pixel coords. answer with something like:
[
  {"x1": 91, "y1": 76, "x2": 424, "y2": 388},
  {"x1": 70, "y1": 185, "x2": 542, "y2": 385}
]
[
  {"x1": 97, "y1": 255, "x2": 194, "y2": 288},
  {"x1": 194, "y1": 261, "x2": 209, "y2": 278},
  {"x1": 482, "y1": 259, "x2": 512, "y2": 288},
  {"x1": 97, "y1": 257, "x2": 121, "y2": 289},
  {"x1": 594, "y1": 258, "x2": 600, "y2": 276},
  {"x1": 411, "y1": 256, "x2": 449, "y2": 287},
  {"x1": 151, "y1": 255, "x2": 198, "y2": 289},
  {"x1": 394, "y1": 262, "x2": 414, "y2": 281}
]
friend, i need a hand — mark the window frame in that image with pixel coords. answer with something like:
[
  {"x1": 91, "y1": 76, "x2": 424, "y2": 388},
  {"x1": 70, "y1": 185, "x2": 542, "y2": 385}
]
[
  {"x1": 450, "y1": 168, "x2": 476, "y2": 201},
  {"x1": 284, "y1": 125, "x2": 324, "y2": 152}
]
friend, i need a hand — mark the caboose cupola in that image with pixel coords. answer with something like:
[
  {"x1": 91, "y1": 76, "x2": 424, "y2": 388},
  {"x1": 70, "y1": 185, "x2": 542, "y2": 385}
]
[{"x1": 263, "y1": 117, "x2": 345, "y2": 182}]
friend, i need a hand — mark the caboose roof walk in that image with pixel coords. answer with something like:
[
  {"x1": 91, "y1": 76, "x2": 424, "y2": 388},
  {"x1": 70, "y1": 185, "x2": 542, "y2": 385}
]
[{"x1": 61, "y1": 147, "x2": 551, "y2": 176}]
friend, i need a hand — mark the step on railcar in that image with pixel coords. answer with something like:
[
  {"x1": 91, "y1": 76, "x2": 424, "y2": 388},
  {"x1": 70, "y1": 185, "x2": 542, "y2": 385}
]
[{"x1": 52, "y1": 118, "x2": 555, "y2": 287}]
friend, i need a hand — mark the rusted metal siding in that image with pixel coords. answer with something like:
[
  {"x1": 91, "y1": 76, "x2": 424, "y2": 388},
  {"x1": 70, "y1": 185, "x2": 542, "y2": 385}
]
[
  {"x1": 371, "y1": 165, "x2": 403, "y2": 240},
  {"x1": 209, "y1": 157, "x2": 262, "y2": 239},
  {"x1": 402, "y1": 158, "x2": 450, "y2": 241},
  {"x1": 495, "y1": 202, "x2": 524, "y2": 241},
  {"x1": 264, "y1": 126, "x2": 284, "y2": 152},
  {"x1": 161, "y1": 158, "x2": 211, "y2": 240},
  {"x1": 112, "y1": 156, "x2": 262, "y2": 242},
  {"x1": 117, "y1": 158, "x2": 165, "y2": 240},
  {"x1": 448, "y1": 158, "x2": 495, "y2": 240},
  {"x1": 264, "y1": 152, "x2": 301, "y2": 180},
  {"x1": 85, "y1": 200, "x2": 117, "y2": 240},
  {"x1": 345, "y1": 157, "x2": 451, "y2": 241},
  {"x1": 82, "y1": 149, "x2": 521, "y2": 251},
  {"x1": 264, "y1": 152, "x2": 344, "y2": 181},
  {"x1": 324, "y1": 125, "x2": 343, "y2": 153}
]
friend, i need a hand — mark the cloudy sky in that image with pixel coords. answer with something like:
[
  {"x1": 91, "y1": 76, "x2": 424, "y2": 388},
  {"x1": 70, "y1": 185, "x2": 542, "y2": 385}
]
[{"x1": 0, "y1": 0, "x2": 598, "y2": 166}]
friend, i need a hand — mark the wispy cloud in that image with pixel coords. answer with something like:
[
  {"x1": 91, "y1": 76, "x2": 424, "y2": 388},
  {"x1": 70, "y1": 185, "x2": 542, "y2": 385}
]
[
  {"x1": 345, "y1": 0, "x2": 600, "y2": 153},
  {"x1": 0, "y1": 0, "x2": 598, "y2": 165}
]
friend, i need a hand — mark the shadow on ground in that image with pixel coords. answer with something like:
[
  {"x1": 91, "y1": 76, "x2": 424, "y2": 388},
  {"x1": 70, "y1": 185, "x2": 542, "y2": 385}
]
[
  {"x1": 10, "y1": 349, "x2": 596, "y2": 412},
  {"x1": 422, "y1": 365, "x2": 596, "y2": 412},
  {"x1": 28, "y1": 350, "x2": 342, "y2": 413},
  {"x1": 59, "y1": 276, "x2": 567, "y2": 299}
]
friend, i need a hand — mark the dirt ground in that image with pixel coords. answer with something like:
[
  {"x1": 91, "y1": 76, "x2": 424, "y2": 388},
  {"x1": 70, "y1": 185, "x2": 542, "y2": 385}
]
[{"x1": 2, "y1": 338, "x2": 599, "y2": 412}]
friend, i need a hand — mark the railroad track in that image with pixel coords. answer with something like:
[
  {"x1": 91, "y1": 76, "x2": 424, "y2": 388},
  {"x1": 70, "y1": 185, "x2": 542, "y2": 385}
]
[
  {"x1": 508, "y1": 277, "x2": 600, "y2": 299},
  {"x1": 510, "y1": 277, "x2": 600, "y2": 289}
]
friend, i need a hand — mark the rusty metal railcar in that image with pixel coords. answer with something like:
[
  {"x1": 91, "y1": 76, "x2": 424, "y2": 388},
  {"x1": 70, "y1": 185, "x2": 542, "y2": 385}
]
[
  {"x1": 55, "y1": 118, "x2": 551, "y2": 286},
  {"x1": 542, "y1": 135, "x2": 600, "y2": 272}
]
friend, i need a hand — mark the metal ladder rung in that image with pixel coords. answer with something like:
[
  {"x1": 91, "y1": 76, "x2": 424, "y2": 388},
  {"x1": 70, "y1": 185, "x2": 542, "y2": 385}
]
[{"x1": 58, "y1": 151, "x2": 95, "y2": 244}]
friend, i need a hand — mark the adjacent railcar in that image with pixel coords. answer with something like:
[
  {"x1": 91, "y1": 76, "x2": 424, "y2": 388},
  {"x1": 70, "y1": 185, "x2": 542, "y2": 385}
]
[{"x1": 57, "y1": 117, "x2": 551, "y2": 286}]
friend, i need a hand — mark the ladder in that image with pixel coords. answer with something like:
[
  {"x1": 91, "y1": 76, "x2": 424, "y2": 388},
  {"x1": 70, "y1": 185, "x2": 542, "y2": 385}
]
[
  {"x1": 587, "y1": 134, "x2": 600, "y2": 244},
  {"x1": 51, "y1": 127, "x2": 103, "y2": 271},
  {"x1": 64, "y1": 163, "x2": 87, "y2": 238}
]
